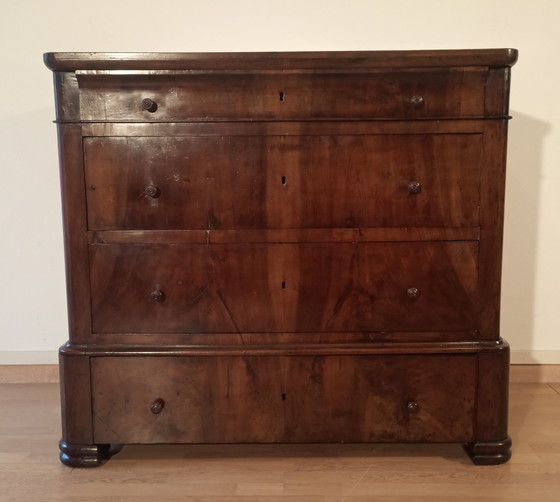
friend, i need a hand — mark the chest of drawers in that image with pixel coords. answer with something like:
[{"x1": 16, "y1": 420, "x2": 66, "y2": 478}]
[{"x1": 45, "y1": 49, "x2": 517, "y2": 466}]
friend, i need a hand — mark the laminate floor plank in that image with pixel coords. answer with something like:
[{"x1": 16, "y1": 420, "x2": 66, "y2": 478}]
[{"x1": 1, "y1": 382, "x2": 559, "y2": 502}]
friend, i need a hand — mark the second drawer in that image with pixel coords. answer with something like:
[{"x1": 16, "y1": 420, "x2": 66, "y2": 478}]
[{"x1": 84, "y1": 134, "x2": 482, "y2": 230}]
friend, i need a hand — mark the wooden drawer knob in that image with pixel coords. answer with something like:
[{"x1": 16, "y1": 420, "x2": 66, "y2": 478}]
[
  {"x1": 150, "y1": 398, "x2": 165, "y2": 414},
  {"x1": 141, "y1": 98, "x2": 158, "y2": 113},
  {"x1": 409, "y1": 95, "x2": 424, "y2": 108},
  {"x1": 407, "y1": 287, "x2": 420, "y2": 299},
  {"x1": 143, "y1": 185, "x2": 161, "y2": 198},
  {"x1": 407, "y1": 181, "x2": 422, "y2": 194},
  {"x1": 150, "y1": 289, "x2": 166, "y2": 303},
  {"x1": 407, "y1": 401, "x2": 419, "y2": 412}
]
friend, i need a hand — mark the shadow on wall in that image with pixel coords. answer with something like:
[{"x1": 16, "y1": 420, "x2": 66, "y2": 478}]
[
  {"x1": 0, "y1": 106, "x2": 65, "y2": 357},
  {"x1": 501, "y1": 111, "x2": 550, "y2": 363},
  {"x1": 501, "y1": 111, "x2": 550, "y2": 441}
]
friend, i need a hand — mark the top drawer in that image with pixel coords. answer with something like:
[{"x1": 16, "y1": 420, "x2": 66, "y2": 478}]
[{"x1": 77, "y1": 70, "x2": 486, "y2": 121}]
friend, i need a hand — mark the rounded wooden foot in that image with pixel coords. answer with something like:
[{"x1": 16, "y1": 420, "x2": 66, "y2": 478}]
[
  {"x1": 463, "y1": 436, "x2": 512, "y2": 465},
  {"x1": 59, "y1": 440, "x2": 115, "y2": 467}
]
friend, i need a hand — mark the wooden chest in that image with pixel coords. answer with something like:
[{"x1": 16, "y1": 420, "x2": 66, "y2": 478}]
[{"x1": 45, "y1": 49, "x2": 517, "y2": 466}]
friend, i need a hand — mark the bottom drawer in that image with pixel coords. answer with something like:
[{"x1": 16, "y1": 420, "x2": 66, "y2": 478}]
[{"x1": 91, "y1": 354, "x2": 476, "y2": 444}]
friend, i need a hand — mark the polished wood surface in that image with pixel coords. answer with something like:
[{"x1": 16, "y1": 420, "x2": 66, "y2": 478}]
[
  {"x1": 76, "y1": 70, "x2": 487, "y2": 121},
  {"x1": 4, "y1": 364, "x2": 560, "y2": 384},
  {"x1": 0, "y1": 382, "x2": 558, "y2": 501},
  {"x1": 89, "y1": 241, "x2": 478, "y2": 334},
  {"x1": 91, "y1": 355, "x2": 476, "y2": 444},
  {"x1": 44, "y1": 48, "x2": 518, "y2": 71},
  {"x1": 84, "y1": 135, "x2": 481, "y2": 230},
  {"x1": 46, "y1": 50, "x2": 516, "y2": 466}
]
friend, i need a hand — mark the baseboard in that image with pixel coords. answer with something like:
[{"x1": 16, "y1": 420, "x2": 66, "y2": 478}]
[
  {"x1": 510, "y1": 350, "x2": 560, "y2": 365},
  {"x1": 0, "y1": 365, "x2": 59, "y2": 383},
  {"x1": 1, "y1": 363, "x2": 559, "y2": 384},
  {"x1": 0, "y1": 351, "x2": 58, "y2": 365},
  {"x1": 509, "y1": 365, "x2": 560, "y2": 383}
]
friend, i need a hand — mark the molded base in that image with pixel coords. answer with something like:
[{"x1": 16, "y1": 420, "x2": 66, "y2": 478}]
[
  {"x1": 463, "y1": 436, "x2": 512, "y2": 465},
  {"x1": 59, "y1": 441, "x2": 119, "y2": 467}
]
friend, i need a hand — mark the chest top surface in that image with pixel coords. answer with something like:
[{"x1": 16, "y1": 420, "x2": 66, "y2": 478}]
[{"x1": 44, "y1": 49, "x2": 518, "y2": 71}]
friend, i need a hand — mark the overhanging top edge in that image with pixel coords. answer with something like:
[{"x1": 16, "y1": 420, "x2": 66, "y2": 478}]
[{"x1": 44, "y1": 49, "x2": 518, "y2": 72}]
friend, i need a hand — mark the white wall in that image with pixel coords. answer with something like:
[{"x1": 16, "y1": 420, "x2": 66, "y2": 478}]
[{"x1": 1, "y1": 0, "x2": 558, "y2": 364}]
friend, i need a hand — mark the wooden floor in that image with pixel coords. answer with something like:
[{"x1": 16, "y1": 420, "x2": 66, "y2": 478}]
[{"x1": 1, "y1": 383, "x2": 559, "y2": 501}]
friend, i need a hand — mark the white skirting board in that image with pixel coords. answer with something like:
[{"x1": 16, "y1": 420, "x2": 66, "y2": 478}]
[
  {"x1": 0, "y1": 350, "x2": 559, "y2": 365},
  {"x1": 0, "y1": 351, "x2": 59, "y2": 365},
  {"x1": 511, "y1": 351, "x2": 560, "y2": 365}
]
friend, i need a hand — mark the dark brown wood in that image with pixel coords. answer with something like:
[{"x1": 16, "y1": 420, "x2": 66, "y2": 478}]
[
  {"x1": 88, "y1": 242, "x2": 478, "y2": 334},
  {"x1": 56, "y1": 124, "x2": 92, "y2": 344},
  {"x1": 88, "y1": 331, "x2": 481, "y2": 347},
  {"x1": 91, "y1": 355, "x2": 476, "y2": 444},
  {"x1": 58, "y1": 351, "x2": 92, "y2": 444},
  {"x1": 45, "y1": 50, "x2": 516, "y2": 466},
  {"x1": 484, "y1": 68, "x2": 512, "y2": 117},
  {"x1": 44, "y1": 49, "x2": 518, "y2": 71},
  {"x1": 59, "y1": 441, "x2": 112, "y2": 468},
  {"x1": 463, "y1": 436, "x2": 512, "y2": 465},
  {"x1": 477, "y1": 120, "x2": 509, "y2": 340},
  {"x1": 84, "y1": 134, "x2": 481, "y2": 230},
  {"x1": 473, "y1": 342, "x2": 511, "y2": 441},
  {"x1": 89, "y1": 227, "x2": 481, "y2": 245},
  {"x1": 81, "y1": 118, "x2": 488, "y2": 137},
  {"x1": 76, "y1": 70, "x2": 488, "y2": 121},
  {"x1": 464, "y1": 342, "x2": 511, "y2": 465},
  {"x1": 57, "y1": 341, "x2": 507, "y2": 357}
]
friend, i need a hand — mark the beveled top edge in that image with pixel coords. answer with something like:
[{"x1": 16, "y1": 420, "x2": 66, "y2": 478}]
[{"x1": 44, "y1": 49, "x2": 518, "y2": 71}]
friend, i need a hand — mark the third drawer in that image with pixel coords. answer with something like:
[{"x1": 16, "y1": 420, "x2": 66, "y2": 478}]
[{"x1": 89, "y1": 241, "x2": 479, "y2": 334}]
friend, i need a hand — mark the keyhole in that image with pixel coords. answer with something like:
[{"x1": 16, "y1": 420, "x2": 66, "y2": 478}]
[
  {"x1": 281, "y1": 281, "x2": 286, "y2": 289},
  {"x1": 281, "y1": 393, "x2": 287, "y2": 401},
  {"x1": 281, "y1": 176, "x2": 286, "y2": 186},
  {"x1": 279, "y1": 91, "x2": 285, "y2": 102}
]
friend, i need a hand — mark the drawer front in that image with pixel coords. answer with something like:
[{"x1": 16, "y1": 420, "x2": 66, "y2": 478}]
[
  {"x1": 84, "y1": 134, "x2": 481, "y2": 230},
  {"x1": 89, "y1": 242, "x2": 478, "y2": 334},
  {"x1": 91, "y1": 355, "x2": 476, "y2": 444},
  {"x1": 78, "y1": 70, "x2": 486, "y2": 121}
]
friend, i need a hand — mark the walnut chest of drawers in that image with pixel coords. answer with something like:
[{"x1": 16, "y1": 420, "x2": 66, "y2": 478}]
[{"x1": 45, "y1": 49, "x2": 517, "y2": 466}]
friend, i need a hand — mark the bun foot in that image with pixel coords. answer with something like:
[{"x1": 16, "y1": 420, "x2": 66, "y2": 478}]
[
  {"x1": 463, "y1": 436, "x2": 512, "y2": 465},
  {"x1": 59, "y1": 440, "x2": 118, "y2": 467}
]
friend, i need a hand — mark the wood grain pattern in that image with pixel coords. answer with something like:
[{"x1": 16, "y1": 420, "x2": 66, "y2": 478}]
[
  {"x1": 91, "y1": 355, "x2": 476, "y2": 444},
  {"x1": 77, "y1": 70, "x2": 486, "y2": 121},
  {"x1": 44, "y1": 48, "x2": 518, "y2": 71},
  {"x1": 58, "y1": 352, "x2": 93, "y2": 445},
  {"x1": 89, "y1": 227, "x2": 481, "y2": 245},
  {"x1": 56, "y1": 123, "x2": 92, "y2": 344},
  {"x1": 45, "y1": 50, "x2": 516, "y2": 466},
  {"x1": 81, "y1": 118, "x2": 488, "y2": 137},
  {"x1": 89, "y1": 242, "x2": 479, "y2": 334},
  {"x1": 84, "y1": 134, "x2": 481, "y2": 230}
]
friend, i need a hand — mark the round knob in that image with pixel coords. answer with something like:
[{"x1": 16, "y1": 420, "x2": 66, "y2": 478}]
[
  {"x1": 407, "y1": 401, "x2": 419, "y2": 412},
  {"x1": 141, "y1": 98, "x2": 158, "y2": 113},
  {"x1": 150, "y1": 398, "x2": 165, "y2": 414},
  {"x1": 150, "y1": 290, "x2": 165, "y2": 303},
  {"x1": 143, "y1": 185, "x2": 161, "y2": 198},
  {"x1": 407, "y1": 287, "x2": 420, "y2": 299},
  {"x1": 409, "y1": 95, "x2": 424, "y2": 108},
  {"x1": 407, "y1": 181, "x2": 422, "y2": 194}
]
